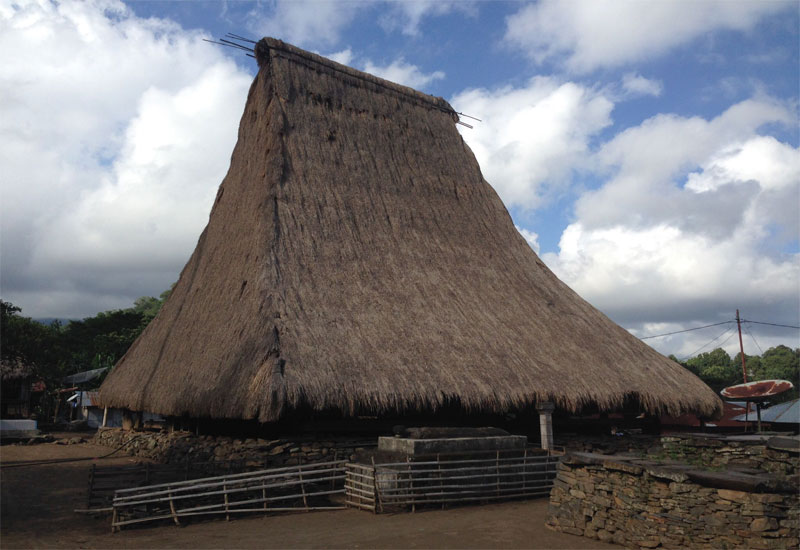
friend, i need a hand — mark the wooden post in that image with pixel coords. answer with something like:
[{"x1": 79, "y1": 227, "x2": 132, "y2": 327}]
[
  {"x1": 331, "y1": 449, "x2": 338, "y2": 491},
  {"x1": 168, "y1": 488, "x2": 180, "y2": 526},
  {"x1": 736, "y1": 309, "x2": 748, "y2": 383},
  {"x1": 523, "y1": 448, "x2": 528, "y2": 493},
  {"x1": 298, "y1": 462, "x2": 309, "y2": 510},
  {"x1": 438, "y1": 453, "x2": 444, "y2": 509},
  {"x1": 406, "y1": 456, "x2": 415, "y2": 513},
  {"x1": 102, "y1": 406, "x2": 108, "y2": 428},
  {"x1": 495, "y1": 451, "x2": 500, "y2": 498},
  {"x1": 111, "y1": 507, "x2": 118, "y2": 533},
  {"x1": 371, "y1": 457, "x2": 382, "y2": 514},
  {"x1": 224, "y1": 480, "x2": 230, "y2": 521},
  {"x1": 756, "y1": 402, "x2": 762, "y2": 433},
  {"x1": 537, "y1": 401, "x2": 555, "y2": 451}
]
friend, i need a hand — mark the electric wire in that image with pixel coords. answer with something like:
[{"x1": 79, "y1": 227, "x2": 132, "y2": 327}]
[
  {"x1": 639, "y1": 320, "x2": 734, "y2": 340},
  {"x1": 741, "y1": 320, "x2": 800, "y2": 330},
  {"x1": 679, "y1": 325, "x2": 738, "y2": 362},
  {"x1": 742, "y1": 323, "x2": 765, "y2": 356}
]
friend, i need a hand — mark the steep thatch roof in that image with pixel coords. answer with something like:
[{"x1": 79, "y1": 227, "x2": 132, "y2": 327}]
[{"x1": 99, "y1": 38, "x2": 722, "y2": 422}]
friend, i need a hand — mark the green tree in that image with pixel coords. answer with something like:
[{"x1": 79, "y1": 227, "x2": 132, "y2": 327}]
[
  {"x1": 754, "y1": 345, "x2": 800, "y2": 402},
  {"x1": 2, "y1": 285, "x2": 174, "y2": 390},
  {"x1": 0, "y1": 300, "x2": 62, "y2": 384},
  {"x1": 684, "y1": 348, "x2": 739, "y2": 393},
  {"x1": 731, "y1": 352, "x2": 762, "y2": 383}
]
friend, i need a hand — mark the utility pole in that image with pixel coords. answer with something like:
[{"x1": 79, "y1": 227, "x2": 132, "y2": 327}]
[{"x1": 736, "y1": 309, "x2": 747, "y2": 383}]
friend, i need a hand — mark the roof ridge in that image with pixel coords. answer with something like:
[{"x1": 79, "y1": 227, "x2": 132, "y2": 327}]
[{"x1": 255, "y1": 37, "x2": 457, "y2": 119}]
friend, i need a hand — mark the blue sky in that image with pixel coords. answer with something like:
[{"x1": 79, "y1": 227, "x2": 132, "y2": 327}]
[{"x1": 1, "y1": 0, "x2": 798, "y2": 358}]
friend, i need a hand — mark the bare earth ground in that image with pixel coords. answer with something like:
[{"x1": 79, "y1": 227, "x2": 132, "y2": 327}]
[{"x1": 1, "y1": 439, "x2": 620, "y2": 549}]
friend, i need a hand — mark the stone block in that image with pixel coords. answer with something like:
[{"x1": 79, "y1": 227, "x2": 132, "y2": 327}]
[
  {"x1": 377, "y1": 435, "x2": 526, "y2": 455},
  {"x1": 750, "y1": 517, "x2": 779, "y2": 532},
  {"x1": 717, "y1": 489, "x2": 749, "y2": 502}
]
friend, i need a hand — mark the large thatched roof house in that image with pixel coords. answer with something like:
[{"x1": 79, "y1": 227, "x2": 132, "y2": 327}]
[{"x1": 99, "y1": 38, "x2": 722, "y2": 423}]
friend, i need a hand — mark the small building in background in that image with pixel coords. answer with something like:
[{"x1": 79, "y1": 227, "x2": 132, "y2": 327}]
[
  {"x1": 1, "y1": 359, "x2": 35, "y2": 418},
  {"x1": 733, "y1": 398, "x2": 799, "y2": 433}
]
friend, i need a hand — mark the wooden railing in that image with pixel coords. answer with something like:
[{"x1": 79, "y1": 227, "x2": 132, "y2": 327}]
[
  {"x1": 111, "y1": 460, "x2": 347, "y2": 531},
  {"x1": 345, "y1": 449, "x2": 561, "y2": 513},
  {"x1": 84, "y1": 459, "x2": 263, "y2": 513}
]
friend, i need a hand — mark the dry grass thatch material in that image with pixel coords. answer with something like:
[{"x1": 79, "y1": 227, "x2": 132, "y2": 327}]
[
  {"x1": 1, "y1": 359, "x2": 34, "y2": 381},
  {"x1": 99, "y1": 38, "x2": 722, "y2": 422}
]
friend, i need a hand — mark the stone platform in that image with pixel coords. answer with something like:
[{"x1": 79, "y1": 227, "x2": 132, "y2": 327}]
[{"x1": 378, "y1": 434, "x2": 527, "y2": 455}]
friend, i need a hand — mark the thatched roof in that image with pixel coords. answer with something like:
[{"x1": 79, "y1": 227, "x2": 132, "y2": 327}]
[
  {"x1": 99, "y1": 38, "x2": 722, "y2": 422},
  {"x1": 1, "y1": 358, "x2": 34, "y2": 381}
]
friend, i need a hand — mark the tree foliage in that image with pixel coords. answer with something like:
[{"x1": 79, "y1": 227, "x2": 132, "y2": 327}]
[
  {"x1": 675, "y1": 345, "x2": 799, "y2": 402},
  {"x1": 0, "y1": 287, "x2": 172, "y2": 389}
]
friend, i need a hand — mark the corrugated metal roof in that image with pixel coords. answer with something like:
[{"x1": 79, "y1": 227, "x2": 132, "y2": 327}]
[
  {"x1": 732, "y1": 399, "x2": 799, "y2": 424},
  {"x1": 62, "y1": 367, "x2": 109, "y2": 385}
]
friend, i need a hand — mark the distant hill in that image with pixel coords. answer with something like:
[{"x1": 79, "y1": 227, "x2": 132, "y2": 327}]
[{"x1": 33, "y1": 317, "x2": 76, "y2": 326}]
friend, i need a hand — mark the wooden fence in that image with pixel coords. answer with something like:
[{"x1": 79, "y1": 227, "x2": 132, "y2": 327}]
[
  {"x1": 111, "y1": 460, "x2": 347, "y2": 531},
  {"x1": 345, "y1": 449, "x2": 561, "y2": 513},
  {"x1": 84, "y1": 459, "x2": 263, "y2": 513}
]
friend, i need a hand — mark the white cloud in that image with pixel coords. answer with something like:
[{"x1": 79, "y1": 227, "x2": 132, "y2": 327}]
[
  {"x1": 576, "y1": 98, "x2": 794, "y2": 233},
  {"x1": 363, "y1": 58, "x2": 444, "y2": 89},
  {"x1": 541, "y1": 97, "x2": 799, "y2": 345},
  {"x1": 0, "y1": 0, "x2": 252, "y2": 318},
  {"x1": 515, "y1": 226, "x2": 540, "y2": 254},
  {"x1": 452, "y1": 78, "x2": 613, "y2": 210},
  {"x1": 327, "y1": 48, "x2": 354, "y2": 66},
  {"x1": 380, "y1": 0, "x2": 476, "y2": 36},
  {"x1": 248, "y1": 0, "x2": 360, "y2": 49},
  {"x1": 621, "y1": 73, "x2": 663, "y2": 98},
  {"x1": 504, "y1": 0, "x2": 790, "y2": 73}
]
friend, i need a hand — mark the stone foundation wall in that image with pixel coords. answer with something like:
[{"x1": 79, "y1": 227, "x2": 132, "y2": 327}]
[
  {"x1": 659, "y1": 434, "x2": 799, "y2": 476},
  {"x1": 93, "y1": 428, "x2": 373, "y2": 467},
  {"x1": 546, "y1": 452, "x2": 799, "y2": 549},
  {"x1": 557, "y1": 433, "x2": 799, "y2": 477}
]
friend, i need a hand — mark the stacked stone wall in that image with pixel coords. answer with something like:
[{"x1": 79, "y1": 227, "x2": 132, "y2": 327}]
[
  {"x1": 93, "y1": 428, "x2": 372, "y2": 467},
  {"x1": 659, "y1": 434, "x2": 798, "y2": 475},
  {"x1": 546, "y1": 452, "x2": 799, "y2": 549}
]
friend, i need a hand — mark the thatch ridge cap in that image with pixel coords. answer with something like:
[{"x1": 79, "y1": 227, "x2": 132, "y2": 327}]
[{"x1": 255, "y1": 37, "x2": 456, "y2": 118}]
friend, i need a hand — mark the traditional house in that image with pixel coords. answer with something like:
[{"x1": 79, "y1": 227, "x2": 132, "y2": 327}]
[
  {"x1": 99, "y1": 38, "x2": 722, "y2": 431},
  {"x1": 1, "y1": 359, "x2": 35, "y2": 418}
]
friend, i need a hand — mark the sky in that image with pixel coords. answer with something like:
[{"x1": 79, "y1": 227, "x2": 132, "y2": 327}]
[{"x1": 1, "y1": 0, "x2": 798, "y2": 359}]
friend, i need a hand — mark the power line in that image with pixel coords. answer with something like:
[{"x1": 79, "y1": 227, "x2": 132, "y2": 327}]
[
  {"x1": 742, "y1": 323, "x2": 765, "y2": 356},
  {"x1": 741, "y1": 319, "x2": 800, "y2": 330},
  {"x1": 680, "y1": 325, "x2": 737, "y2": 362},
  {"x1": 715, "y1": 329, "x2": 740, "y2": 354},
  {"x1": 639, "y1": 320, "x2": 734, "y2": 340}
]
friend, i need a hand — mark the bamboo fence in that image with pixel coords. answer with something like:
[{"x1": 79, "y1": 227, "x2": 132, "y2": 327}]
[
  {"x1": 82, "y1": 458, "x2": 269, "y2": 513},
  {"x1": 345, "y1": 449, "x2": 562, "y2": 513},
  {"x1": 111, "y1": 459, "x2": 347, "y2": 531}
]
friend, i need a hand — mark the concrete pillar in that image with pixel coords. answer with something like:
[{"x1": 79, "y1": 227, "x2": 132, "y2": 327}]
[{"x1": 537, "y1": 401, "x2": 555, "y2": 451}]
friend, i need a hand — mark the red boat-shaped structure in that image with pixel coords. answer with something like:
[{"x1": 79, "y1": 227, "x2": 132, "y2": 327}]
[
  {"x1": 721, "y1": 379, "x2": 794, "y2": 432},
  {"x1": 720, "y1": 379, "x2": 794, "y2": 401}
]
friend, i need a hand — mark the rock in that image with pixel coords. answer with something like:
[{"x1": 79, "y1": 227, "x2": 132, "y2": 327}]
[
  {"x1": 750, "y1": 517, "x2": 779, "y2": 532},
  {"x1": 637, "y1": 538, "x2": 660, "y2": 548},
  {"x1": 269, "y1": 445, "x2": 287, "y2": 455},
  {"x1": 597, "y1": 529, "x2": 613, "y2": 542}
]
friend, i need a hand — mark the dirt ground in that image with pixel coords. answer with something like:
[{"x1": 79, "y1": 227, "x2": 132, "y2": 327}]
[{"x1": 1, "y1": 438, "x2": 620, "y2": 549}]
